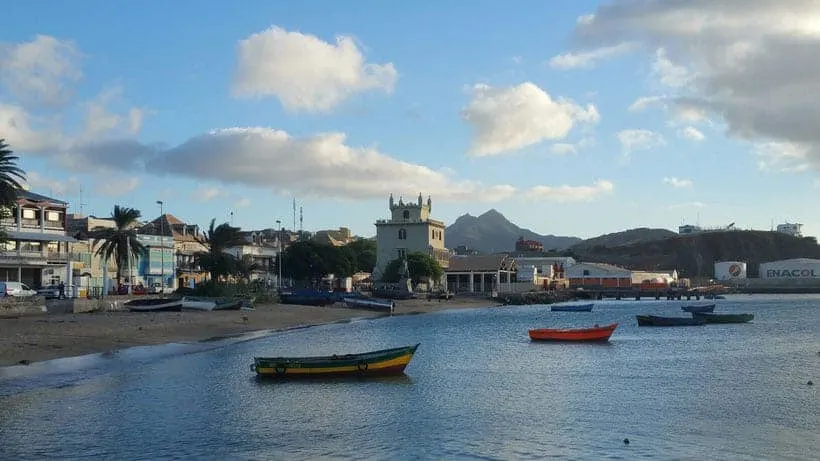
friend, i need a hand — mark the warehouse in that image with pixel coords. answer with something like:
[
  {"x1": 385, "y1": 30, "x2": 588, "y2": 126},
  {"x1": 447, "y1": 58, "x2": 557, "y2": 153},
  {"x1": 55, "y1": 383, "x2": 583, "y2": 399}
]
[
  {"x1": 759, "y1": 258, "x2": 820, "y2": 279},
  {"x1": 714, "y1": 261, "x2": 747, "y2": 281},
  {"x1": 565, "y1": 262, "x2": 632, "y2": 289}
]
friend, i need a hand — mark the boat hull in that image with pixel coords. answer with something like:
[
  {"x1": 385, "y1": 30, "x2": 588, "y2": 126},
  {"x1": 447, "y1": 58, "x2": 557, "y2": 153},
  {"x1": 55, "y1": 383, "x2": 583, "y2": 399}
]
[
  {"x1": 692, "y1": 312, "x2": 754, "y2": 324},
  {"x1": 278, "y1": 289, "x2": 337, "y2": 306},
  {"x1": 681, "y1": 304, "x2": 716, "y2": 313},
  {"x1": 528, "y1": 323, "x2": 618, "y2": 342},
  {"x1": 636, "y1": 315, "x2": 705, "y2": 326},
  {"x1": 252, "y1": 344, "x2": 420, "y2": 378},
  {"x1": 551, "y1": 304, "x2": 593, "y2": 312},
  {"x1": 125, "y1": 298, "x2": 183, "y2": 312},
  {"x1": 342, "y1": 296, "x2": 395, "y2": 312},
  {"x1": 181, "y1": 296, "x2": 243, "y2": 311}
]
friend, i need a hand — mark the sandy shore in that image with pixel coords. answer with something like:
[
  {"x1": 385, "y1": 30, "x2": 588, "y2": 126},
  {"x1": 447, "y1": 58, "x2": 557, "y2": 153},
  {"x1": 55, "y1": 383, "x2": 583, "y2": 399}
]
[{"x1": 0, "y1": 297, "x2": 497, "y2": 367}]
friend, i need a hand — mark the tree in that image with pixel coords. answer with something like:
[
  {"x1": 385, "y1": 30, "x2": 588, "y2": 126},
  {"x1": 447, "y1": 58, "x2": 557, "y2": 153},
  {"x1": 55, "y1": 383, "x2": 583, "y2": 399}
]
[
  {"x1": 344, "y1": 238, "x2": 377, "y2": 273},
  {"x1": 381, "y1": 252, "x2": 443, "y2": 285},
  {"x1": 233, "y1": 254, "x2": 262, "y2": 281},
  {"x1": 0, "y1": 139, "x2": 26, "y2": 243},
  {"x1": 195, "y1": 218, "x2": 246, "y2": 281},
  {"x1": 280, "y1": 241, "x2": 356, "y2": 284},
  {"x1": 90, "y1": 205, "x2": 145, "y2": 288}
]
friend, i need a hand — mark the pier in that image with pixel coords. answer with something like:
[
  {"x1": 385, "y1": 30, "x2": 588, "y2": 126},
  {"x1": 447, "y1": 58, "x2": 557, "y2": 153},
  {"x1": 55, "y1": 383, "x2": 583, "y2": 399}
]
[{"x1": 572, "y1": 288, "x2": 704, "y2": 301}]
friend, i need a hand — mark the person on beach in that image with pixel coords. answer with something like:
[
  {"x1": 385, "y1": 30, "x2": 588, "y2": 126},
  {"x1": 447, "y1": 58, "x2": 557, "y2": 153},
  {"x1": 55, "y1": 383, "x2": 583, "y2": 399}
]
[{"x1": 58, "y1": 281, "x2": 66, "y2": 299}]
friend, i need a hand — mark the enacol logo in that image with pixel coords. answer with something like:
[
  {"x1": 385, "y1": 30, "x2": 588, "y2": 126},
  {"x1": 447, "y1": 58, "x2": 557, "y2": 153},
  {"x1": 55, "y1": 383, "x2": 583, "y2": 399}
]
[
  {"x1": 766, "y1": 268, "x2": 818, "y2": 278},
  {"x1": 728, "y1": 264, "x2": 743, "y2": 277}
]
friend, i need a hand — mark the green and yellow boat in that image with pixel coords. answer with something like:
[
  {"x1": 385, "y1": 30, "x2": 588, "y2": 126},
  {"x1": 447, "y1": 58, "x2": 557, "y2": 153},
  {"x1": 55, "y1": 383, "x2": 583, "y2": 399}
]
[{"x1": 251, "y1": 343, "x2": 420, "y2": 378}]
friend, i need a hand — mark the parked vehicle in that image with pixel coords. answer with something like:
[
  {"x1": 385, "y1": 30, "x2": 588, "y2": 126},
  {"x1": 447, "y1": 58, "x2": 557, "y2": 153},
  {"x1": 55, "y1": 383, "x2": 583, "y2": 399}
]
[
  {"x1": 36, "y1": 284, "x2": 76, "y2": 299},
  {"x1": 118, "y1": 284, "x2": 147, "y2": 295},
  {"x1": 0, "y1": 281, "x2": 37, "y2": 297}
]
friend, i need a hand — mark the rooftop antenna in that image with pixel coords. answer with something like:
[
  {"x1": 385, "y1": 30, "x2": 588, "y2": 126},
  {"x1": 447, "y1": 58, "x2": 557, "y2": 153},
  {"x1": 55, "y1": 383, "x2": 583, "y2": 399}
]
[
  {"x1": 299, "y1": 206, "x2": 303, "y2": 232},
  {"x1": 292, "y1": 197, "x2": 296, "y2": 231},
  {"x1": 696, "y1": 211, "x2": 700, "y2": 227},
  {"x1": 78, "y1": 186, "x2": 87, "y2": 215},
  {"x1": 230, "y1": 211, "x2": 234, "y2": 226},
  {"x1": 770, "y1": 219, "x2": 774, "y2": 231}
]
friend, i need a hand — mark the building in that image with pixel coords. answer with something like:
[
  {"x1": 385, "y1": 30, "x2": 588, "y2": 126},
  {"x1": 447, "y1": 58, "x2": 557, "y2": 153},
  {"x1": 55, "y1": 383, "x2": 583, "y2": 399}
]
[
  {"x1": 67, "y1": 214, "x2": 120, "y2": 296},
  {"x1": 515, "y1": 237, "x2": 543, "y2": 253},
  {"x1": 141, "y1": 214, "x2": 209, "y2": 288},
  {"x1": 445, "y1": 254, "x2": 517, "y2": 294},
  {"x1": 312, "y1": 227, "x2": 356, "y2": 246},
  {"x1": 679, "y1": 222, "x2": 737, "y2": 235},
  {"x1": 373, "y1": 193, "x2": 449, "y2": 281},
  {"x1": 565, "y1": 262, "x2": 633, "y2": 289},
  {"x1": 0, "y1": 190, "x2": 75, "y2": 288},
  {"x1": 776, "y1": 222, "x2": 803, "y2": 238},
  {"x1": 759, "y1": 258, "x2": 820, "y2": 279},
  {"x1": 132, "y1": 233, "x2": 176, "y2": 290},
  {"x1": 714, "y1": 261, "x2": 747, "y2": 280},
  {"x1": 225, "y1": 233, "x2": 279, "y2": 284}
]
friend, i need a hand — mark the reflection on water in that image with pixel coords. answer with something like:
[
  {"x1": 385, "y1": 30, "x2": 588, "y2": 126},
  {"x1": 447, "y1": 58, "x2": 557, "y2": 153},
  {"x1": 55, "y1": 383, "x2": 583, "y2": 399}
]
[
  {"x1": 1, "y1": 295, "x2": 818, "y2": 460},
  {"x1": 252, "y1": 374, "x2": 414, "y2": 386}
]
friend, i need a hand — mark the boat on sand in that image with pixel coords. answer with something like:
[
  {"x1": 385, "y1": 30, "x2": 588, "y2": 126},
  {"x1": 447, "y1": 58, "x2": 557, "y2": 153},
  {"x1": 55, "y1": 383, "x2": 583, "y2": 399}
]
[
  {"x1": 124, "y1": 298, "x2": 183, "y2": 312},
  {"x1": 181, "y1": 296, "x2": 243, "y2": 311}
]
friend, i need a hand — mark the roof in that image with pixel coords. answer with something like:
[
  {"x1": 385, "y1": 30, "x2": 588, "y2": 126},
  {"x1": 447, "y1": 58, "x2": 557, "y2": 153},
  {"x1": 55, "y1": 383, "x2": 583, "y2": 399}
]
[
  {"x1": 4, "y1": 230, "x2": 76, "y2": 243},
  {"x1": 446, "y1": 254, "x2": 516, "y2": 272},
  {"x1": 18, "y1": 190, "x2": 67, "y2": 206}
]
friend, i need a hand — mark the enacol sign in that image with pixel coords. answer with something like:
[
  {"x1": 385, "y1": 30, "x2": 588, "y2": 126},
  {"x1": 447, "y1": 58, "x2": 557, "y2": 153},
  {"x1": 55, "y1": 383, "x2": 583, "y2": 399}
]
[{"x1": 765, "y1": 268, "x2": 817, "y2": 278}]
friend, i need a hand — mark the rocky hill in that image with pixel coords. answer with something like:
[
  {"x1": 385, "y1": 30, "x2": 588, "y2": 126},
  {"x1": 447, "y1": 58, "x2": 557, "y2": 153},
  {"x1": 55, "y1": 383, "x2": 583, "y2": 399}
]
[
  {"x1": 445, "y1": 209, "x2": 581, "y2": 254},
  {"x1": 571, "y1": 230, "x2": 820, "y2": 278},
  {"x1": 570, "y1": 227, "x2": 678, "y2": 252}
]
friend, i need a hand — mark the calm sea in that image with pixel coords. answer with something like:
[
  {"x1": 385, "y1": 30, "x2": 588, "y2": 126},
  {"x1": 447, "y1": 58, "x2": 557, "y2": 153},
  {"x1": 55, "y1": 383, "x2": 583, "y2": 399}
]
[{"x1": 1, "y1": 294, "x2": 818, "y2": 460}]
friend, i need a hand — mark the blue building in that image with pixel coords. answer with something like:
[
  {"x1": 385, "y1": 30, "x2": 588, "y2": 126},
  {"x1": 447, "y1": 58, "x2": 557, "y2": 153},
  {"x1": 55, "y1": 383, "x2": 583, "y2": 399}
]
[{"x1": 134, "y1": 234, "x2": 176, "y2": 291}]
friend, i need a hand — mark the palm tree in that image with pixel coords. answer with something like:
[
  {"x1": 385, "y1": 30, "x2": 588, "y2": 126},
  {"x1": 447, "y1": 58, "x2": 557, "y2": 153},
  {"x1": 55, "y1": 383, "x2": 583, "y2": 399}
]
[
  {"x1": 90, "y1": 205, "x2": 145, "y2": 288},
  {"x1": 0, "y1": 139, "x2": 26, "y2": 207},
  {"x1": 234, "y1": 254, "x2": 262, "y2": 282},
  {"x1": 196, "y1": 218, "x2": 246, "y2": 281}
]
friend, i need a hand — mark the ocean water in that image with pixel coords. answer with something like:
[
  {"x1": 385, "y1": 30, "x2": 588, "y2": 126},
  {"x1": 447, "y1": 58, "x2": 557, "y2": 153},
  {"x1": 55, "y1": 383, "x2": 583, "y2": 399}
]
[{"x1": 1, "y1": 294, "x2": 818, "y2": 460}]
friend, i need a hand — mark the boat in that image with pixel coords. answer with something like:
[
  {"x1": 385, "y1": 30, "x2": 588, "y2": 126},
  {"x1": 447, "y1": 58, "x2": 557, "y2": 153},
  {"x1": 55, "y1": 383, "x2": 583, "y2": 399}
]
[
  {"x1": 278, "y1": 289, "x2": 337, "y2": 306},
  {"x1": 551, "y1": 303, "x2": 594, "y2": 312},
  {"x1": 528, "y1": 323, "x2": 618, "y2": 342},
  {"x1": 124, "y1": 297, "x2": 183, "y2": 312},
  {"x1": 342, "y1": 295, "x2": 395, "y2": 313},
  {"x1": 704, "y1": 294, "x2": 727, "y2": 300},
  {"x1": 181, "y1": 296, "x2": 243, "y2": 311},
  {"x1": 251, "y1": 343, "x2": 420, "y2": 378},
  {"x1": 692, "y1": 312, "x2": 754, "y2": 324},
  {"x1": 636, "y1": 315, "x2": 706, "y2": 327},
  {"x1": 681, "y1": 303, "x2": 716, "y2": 313}
]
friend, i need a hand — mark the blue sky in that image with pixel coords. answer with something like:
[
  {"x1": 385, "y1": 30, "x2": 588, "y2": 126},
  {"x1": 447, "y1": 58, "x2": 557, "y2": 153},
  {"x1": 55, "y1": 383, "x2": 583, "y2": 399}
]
[{"x1": 2, "y1": 0, "x2": 818, "y2": 240}]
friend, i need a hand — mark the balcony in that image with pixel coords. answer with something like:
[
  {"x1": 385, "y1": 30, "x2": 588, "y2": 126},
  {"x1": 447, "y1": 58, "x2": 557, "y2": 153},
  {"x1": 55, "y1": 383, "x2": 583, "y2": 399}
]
[{"x1": 0, "y1": 250, "x2": 71, "y2": 265}]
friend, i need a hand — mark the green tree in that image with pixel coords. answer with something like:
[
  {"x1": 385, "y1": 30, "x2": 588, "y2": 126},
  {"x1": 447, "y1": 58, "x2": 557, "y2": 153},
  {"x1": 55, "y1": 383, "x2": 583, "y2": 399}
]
[
  {"x1": 344, "y1": 238, "x2": 377, "y2": 273},
  {"x1": 90, "y1": 205, "x2": 145, "y2": 287},
  {"x1": 195, "y1": 218, "x2": 246, "y2": 281},
  {"x1": 280, "y1": 241, "x2": 355, "y2": 284},
  {"x1": 380, "y1": 252, "x2": 443, "y2": 285},
  {"x1": 0, "y1": 139, "x2": 26, "y2": 243},
  {"x1": 233, "y1": 254, "x2": 262, "y2": 282}
]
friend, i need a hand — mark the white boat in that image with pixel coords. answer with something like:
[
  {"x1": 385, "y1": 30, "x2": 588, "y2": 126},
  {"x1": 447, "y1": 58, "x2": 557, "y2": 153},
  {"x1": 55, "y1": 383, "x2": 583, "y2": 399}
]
[
  {"x1": 181, "y1": 296, "x2": 242, "y2": 311},
  {"x1": 124, "y1": 298, "x2": 183, "y2": 312},
  {"x1": 342, "y1": 296, "x2": 395, "y2": 313}
]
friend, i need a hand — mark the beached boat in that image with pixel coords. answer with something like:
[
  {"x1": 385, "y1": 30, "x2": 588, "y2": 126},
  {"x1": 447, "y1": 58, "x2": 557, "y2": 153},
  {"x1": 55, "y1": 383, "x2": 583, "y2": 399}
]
[
  {"x1": 124, "y1": 298, "x2": 183, "y2": 312},
  {"x1": 251, "y1": 343, "x2": 420, "y2": 378},
  {"x1": 278, "y1": 289, "x2": 337, "y2": 307},
  {"x1": 636, "y1": 315, "x2": 706, "y2": 327},
  {"x1": 692, "y1": 312, "x2": 754, "y2": 324},
  {"x1": 342, "y1": 296, "x2": 395, "y2": 313},
  {"x1": 551, "y1": 303, "x2": 594, "y2": 312},
  {"x1": 181, "y1": 296, "x2": 243, "y2": 311},
  {"x1": 681, "y1": 303, "x2": 716, "y2": 313},
  {"x1": 528, "y1": 323, "x2": 618, "y2": 342}
]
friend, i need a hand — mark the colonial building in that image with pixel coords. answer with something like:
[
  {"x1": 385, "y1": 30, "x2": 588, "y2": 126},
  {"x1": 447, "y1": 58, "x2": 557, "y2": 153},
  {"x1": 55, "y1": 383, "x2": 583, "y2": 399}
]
[
  {"x1": 67, "y1": 213, "x2": 119, "y2": 296},
  {"x1": 312, "y1": 227, "x2": 356, "y2": 246},
  {"x1": 373, "y1": 193, "x2": 449, "y2": 281},
  {"x1": 0, "y1": 190, "x2": 75, "y2": 289},
  {"x1": 226, "y1": 230, "x2": 279, "y2": 284},
  {"x1": 141, "y1": 214, "x2": 208, "y2": 288}
]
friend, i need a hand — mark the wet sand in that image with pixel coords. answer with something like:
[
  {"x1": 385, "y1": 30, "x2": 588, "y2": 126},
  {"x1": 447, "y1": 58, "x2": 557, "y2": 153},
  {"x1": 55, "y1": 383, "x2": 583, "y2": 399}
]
[{"x1": 0, "y1": 297, "x2": 497, "y2": 367}]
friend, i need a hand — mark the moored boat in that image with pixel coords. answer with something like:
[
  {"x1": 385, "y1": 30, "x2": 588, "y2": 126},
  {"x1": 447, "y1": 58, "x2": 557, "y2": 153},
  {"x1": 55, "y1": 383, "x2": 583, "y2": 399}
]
[
  {"x1": 251, "y1": 343, "x2": 420, "y2": 378},
  {"x1": 182, "y1": 296, "x2": 243, "y2": 311},
  {"x1": 342, "y1": 296, "x2": 395, "y2": 313},
  {"x1": 692, "y1": 312, "x2": 754, "y2": 324},
  {"x1": 278, "y1": 289, "x2": 337, "y2": 306},
  {"x1": 528, "y1": 323, "x2": 618, "y2": 342},
  {"x1": 681, "y1": 303, "x2": 716, "y2": 313},
  {"x1": 551, "y1": 303, "x2": 594, "y2": 312},
  {"x1": 124, "y1": 297, "x2": 183, "y2": 312},
  {"x1": 636, "y1": 315, "x2": 706, "y2": 327}
]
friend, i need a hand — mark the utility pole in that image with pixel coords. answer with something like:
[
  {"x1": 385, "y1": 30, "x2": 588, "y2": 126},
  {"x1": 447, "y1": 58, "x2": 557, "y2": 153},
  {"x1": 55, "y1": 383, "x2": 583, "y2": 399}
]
[
  {"x1": 276, "y1": 219, "x2": 283, "y2": 289},
  {"x1": 157, "y1": 200, "x2": 165, "y2": 295}
]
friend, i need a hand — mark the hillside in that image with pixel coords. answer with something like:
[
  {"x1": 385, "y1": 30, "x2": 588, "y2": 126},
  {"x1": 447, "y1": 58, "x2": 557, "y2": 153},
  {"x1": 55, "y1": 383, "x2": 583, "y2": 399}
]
[
  {"x1": 570, "y1": 227, "x2": 678, "y2": 251},
  {"x1": 572, "y1": 230, "x2": 820, "y2": 278},
  {"x1": 445, "y1": 209, "x2": 581, "y2": 254}
]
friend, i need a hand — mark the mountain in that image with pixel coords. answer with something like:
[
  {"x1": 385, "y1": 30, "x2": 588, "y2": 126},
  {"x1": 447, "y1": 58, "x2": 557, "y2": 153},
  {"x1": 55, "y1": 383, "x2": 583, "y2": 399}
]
[
  {"x1": 570, "y1": 227, "x2": 679, "y2": 252},
  {"x1": 572, "y1": 230, "x2": 820, "y2": 278},
  {"x1": 445, "y1": 209, "x2": 581, "y2": 254}
]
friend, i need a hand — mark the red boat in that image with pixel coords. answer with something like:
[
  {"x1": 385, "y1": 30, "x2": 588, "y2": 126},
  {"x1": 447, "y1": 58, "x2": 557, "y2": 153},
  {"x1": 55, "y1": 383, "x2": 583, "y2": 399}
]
[{"x1": 528, "y1": 323, "x2": 618, "y2": 342}]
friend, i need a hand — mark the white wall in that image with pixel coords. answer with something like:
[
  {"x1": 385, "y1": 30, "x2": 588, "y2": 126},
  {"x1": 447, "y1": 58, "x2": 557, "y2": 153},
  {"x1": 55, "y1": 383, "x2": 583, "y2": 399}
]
[
  {"x1": 760, "y1": 258, "x2": 820, "y2": 279},
  {"x1": 714, "y1": 261, "x2": 747, "y2": 280}
]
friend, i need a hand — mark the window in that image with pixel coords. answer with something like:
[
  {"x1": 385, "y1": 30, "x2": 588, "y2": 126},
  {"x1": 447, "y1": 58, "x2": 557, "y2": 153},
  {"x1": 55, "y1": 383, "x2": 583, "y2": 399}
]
[
  {"x1": 22, "y1": 209, "x2": 36, "y2": 219},
  {"x1": 397, "y1": 248, "x2": 406, "y2": 259},
  {"x1": 583, "y1": 269, "x2": 590, "y2": 276},
  {"x1": 46, "y1": 211, "x2": 60, "y2": 221},
  {"x1": 0, "y1": 241, "x2": 16, "y2": 251},
  {"x1": 47, "y1": 242, "x2": 59, "y2": 252},
  {"x1": 398, "y1": 228, "x2": 407, "y2": 240},
  {"x1": 402, "y1": 210, "x2": 410, "y2": 219}
]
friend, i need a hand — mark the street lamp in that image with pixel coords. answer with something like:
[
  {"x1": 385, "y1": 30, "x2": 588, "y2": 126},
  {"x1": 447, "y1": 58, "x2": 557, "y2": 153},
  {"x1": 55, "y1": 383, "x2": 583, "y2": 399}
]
[
  {"x1": 276, "y1": 220, "x2": 282, "y2": 289},
  {"x1": 157, "y1": 200, "x2": 164, "y2": 295}
]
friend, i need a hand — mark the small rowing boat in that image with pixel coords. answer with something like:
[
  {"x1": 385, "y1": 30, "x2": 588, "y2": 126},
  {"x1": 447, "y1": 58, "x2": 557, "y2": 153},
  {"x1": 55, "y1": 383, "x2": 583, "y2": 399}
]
[
  {"x1": 342, "y1": 296, "x2": 395, "y2": 313},
  {"x1": 551, "y1": 303, "x2": 593, "y2": 312},
  {"x1": 251, "y1": 344, "x2": 420, "y2": 378},
  {"x1": 124, "y1": 298, "x2": 183, "y2": 312},
  {"x1": 692, "y1": 312, "x2": 754, "y2": 324},
  {"x1": 681, "y1": 303, "x2": 716, "y2": 313},
  {"x1": 636, "y1": 315, "x2": 705, "y2": 327},
  {"x1": 181, "y1": 296, "x2": 243, "y2": 311},
  {"x1": 528, "y1": 323, "x2": 618, "y2": 342}
]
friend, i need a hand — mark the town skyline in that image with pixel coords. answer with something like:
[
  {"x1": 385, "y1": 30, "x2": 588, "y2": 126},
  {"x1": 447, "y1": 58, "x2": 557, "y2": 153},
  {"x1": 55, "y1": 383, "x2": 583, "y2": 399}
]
[{"x1": 3, "y1": 1, "x2": 818, "y2": 240}]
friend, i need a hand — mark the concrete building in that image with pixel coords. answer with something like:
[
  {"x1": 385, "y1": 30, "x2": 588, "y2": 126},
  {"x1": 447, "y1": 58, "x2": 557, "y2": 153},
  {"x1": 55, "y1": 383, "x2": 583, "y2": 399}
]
[
  {"x1": 565, "y1": 262, "x2": 633, "y2": 289},
  {"x1": 141, "y1": 214, "x2": 209, "y2": 288},
  {"x1": 67, "y1": 214, "x2": 119, "y2": 296},
  {"x1": 0, "y1": 190, "x2": 75, "y2": 289},
  {"x1": 759, "y1": 258, "x2": 820, "y2": 279},
  {"x1": 776, "y1": 222, "x2": 803, "y2": 238},
  {"x1": 445, "y1": 254, "x2": 517, "y2": 294},
  {"x1": 373, "y1": 193, "x2": 449, "y2": 281},
  {"x1": 312, "y1": 227, "x2": 356, "y2": 246}
]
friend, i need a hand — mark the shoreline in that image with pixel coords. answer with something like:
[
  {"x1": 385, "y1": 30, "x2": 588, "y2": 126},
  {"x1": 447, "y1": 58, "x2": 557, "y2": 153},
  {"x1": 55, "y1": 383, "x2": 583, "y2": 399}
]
[{"x1": 0, "y1": 297, "x2": 497, "y2": 367}]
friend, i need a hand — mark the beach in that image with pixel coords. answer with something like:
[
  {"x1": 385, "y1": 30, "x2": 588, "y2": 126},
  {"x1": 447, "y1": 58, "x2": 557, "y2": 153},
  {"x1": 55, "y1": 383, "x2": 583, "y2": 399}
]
[{"x1": 0, "y1": 297, "x2": 496, "y2": 367}]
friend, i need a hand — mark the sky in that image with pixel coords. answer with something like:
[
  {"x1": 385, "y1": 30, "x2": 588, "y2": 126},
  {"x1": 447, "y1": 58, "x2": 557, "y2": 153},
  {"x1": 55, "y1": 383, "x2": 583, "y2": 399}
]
[{"x1": 2, "y1": 0, "x2": 819, "y2": 240}]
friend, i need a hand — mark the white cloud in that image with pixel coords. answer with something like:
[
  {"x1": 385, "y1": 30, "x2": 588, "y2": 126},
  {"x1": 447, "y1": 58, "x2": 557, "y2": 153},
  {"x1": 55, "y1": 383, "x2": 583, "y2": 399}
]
[
  {"x1": 0, "y1": 103, "x2": 61, "y2": 152},
  {"x1": 524, "y1": 179, "x2": 614, "y2": 202},
  {"x1": 753, "y1": 141, "x2": 812, "y2": 173},
  {"x1": 628, "y1": 95, "x2": 665, "y2": 112},
  {"x1": 550, "y1": 143, "x2": 577, "y2": 155},
  {"x1": 548, "y1": 42, "x2": 635, "y2": 70},
  {"x1": 561, "y1": 0, "x2": 820, "y2": 171},
  {"x1": 616, "y1": 129, "x2": 665, "y2": 152},
  {"x1": 577, "y1": 14, "x2": 596, "y2": 25},
  {"x1": 0, "y1": 35, "x2": 81, "y2": 106},
  {"x1": 678, "y1": 126, "x2": 706, "y2": 141},
  {"x1": 663, "y1": 177, "x2": 693, "y2": 188},
  {"x1": 95, "y1": 177, "x2": 141, "y2": 197},
  {"x1": 232, "y1": 26, "x2": 397, "y2": 113},
  {"x1": 234, "y1": 197, "x2": 252, "y2": 209},
  {"x1": 191, "y1": 187, "x2": 226, "y2": 202},
  {"x1": 23, "y1": 171, "x2": 81, "y2": 197},
  {"x1": 461, "y1": 82, "x2": 600, "y2": 156}
]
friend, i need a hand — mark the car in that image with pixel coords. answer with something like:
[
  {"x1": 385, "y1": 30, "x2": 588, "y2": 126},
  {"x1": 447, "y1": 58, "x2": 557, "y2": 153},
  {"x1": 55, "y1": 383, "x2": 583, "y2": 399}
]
[
  {"x1": 36, "y1": 285, "x2": 76, "y2": 299},
  {"x1": 0, "y1": 281, "x2": 38, "y2": 297}
]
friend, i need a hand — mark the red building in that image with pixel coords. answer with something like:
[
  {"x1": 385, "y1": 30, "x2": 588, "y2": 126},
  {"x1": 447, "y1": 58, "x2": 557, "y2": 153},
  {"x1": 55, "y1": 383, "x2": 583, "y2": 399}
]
[{"x1": 515, "y1": 237, "x2": 543, "y2": 253}]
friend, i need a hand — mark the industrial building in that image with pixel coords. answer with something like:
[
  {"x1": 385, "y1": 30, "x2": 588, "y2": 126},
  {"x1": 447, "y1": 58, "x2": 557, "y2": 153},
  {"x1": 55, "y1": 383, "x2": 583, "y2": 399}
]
[
  {"x1": 714, "y1": 261, "x2": 748, "y2": 281},
  {"x1": 565, "y1": 262, "x2": 633, "y2": 289},
  {"x1": 759, "y1": 258, "x2": 820, "y2": 279}
]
